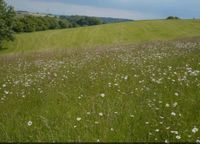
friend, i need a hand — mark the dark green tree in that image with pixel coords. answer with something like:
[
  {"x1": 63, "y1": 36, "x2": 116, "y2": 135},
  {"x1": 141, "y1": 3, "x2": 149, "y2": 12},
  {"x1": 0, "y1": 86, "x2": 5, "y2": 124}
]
[
  {"x1": 45, "y1": 16, "x2": 59, "y2": 29},
  {"x1": 13, "y1": 19, "x2": 24, "y2": 32},
  {"x1": 21, "y1": 16, "x2": 36, "y2": 32},
  {"x1": 85, "y1": 17, "x2": 102, "y2": 25},
  {"x1": 58, "y1": 19, "x2": 70, "y2": 29},
  {"x1": 166, "y1": 16, "x2": 180, "y2": 20},
  {"x1": 0, "y1": 0, "x2": 15, "y2": 48}
]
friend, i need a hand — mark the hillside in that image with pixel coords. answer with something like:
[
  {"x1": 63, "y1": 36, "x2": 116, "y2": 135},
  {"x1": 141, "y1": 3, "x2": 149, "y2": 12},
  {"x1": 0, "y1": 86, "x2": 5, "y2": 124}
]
[{"x1": 2, "y1": 19, "x2": 200, "y2": 54}]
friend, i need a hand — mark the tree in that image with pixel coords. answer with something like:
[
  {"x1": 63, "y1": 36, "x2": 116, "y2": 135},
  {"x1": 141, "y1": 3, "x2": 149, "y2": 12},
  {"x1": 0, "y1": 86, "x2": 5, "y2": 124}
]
[
  {"x1": 45, "y1": 16, "x2": 59, "y2": 29},
  {"x1": 21, "y1": 16, "x2": 36, "y2": 32},
  {"x1": 0, "y1": 0, "x2": 15, "y2": 48},
  {"x1": 85, "y1": 17, "x2": 102, "y2": 25},
  {"x1": 13, "y1": 19, "x2": 24, "y2": 32},
  {"x1": 58, "y1": 19, "x2": 70, "y2": 29},
  {"x1": 166, "y1": 16, "x2": 180, "y2": 20},
  {"x1": 60, "y1": 15, "x2": 102, "y2": 27}
]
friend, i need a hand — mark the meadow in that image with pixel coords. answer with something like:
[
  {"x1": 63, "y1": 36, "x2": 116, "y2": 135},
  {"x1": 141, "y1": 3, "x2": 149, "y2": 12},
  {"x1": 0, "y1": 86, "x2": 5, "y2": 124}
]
[
  {"x1": 2, "y1": 19, "x2": 200, "y2": 54},
  {"x1": 0, "y1": 20, "x2": 200, "y2": 142}
]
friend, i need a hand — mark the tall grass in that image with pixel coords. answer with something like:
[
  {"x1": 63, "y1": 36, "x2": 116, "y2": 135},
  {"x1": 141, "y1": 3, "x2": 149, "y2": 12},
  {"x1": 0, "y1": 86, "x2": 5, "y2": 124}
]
[{"x1": 0, "y1": 37, "x2": 200, "y2": 142}]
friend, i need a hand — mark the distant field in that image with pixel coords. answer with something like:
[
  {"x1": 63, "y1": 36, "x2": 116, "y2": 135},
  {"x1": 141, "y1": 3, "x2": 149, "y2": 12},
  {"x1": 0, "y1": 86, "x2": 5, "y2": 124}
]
[{"x1": 2, "y1": 19, "x2": 200, "y2": 54}]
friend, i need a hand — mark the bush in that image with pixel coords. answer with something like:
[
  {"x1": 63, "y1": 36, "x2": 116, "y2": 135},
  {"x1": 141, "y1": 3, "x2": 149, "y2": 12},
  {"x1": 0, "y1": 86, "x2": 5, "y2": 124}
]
[
  {"x1": 0, "y1": 0, "x2": 15, "y2": 47},
  {"x1": 166, "y1": 16, "x2": 180, "y2": 20},
  {"x1": 13, "y1": 19, "x2": 24, "y2": 32}
]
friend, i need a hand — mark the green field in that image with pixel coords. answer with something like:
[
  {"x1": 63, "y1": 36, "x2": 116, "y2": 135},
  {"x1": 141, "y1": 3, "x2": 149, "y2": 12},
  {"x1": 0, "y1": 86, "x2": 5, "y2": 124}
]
[
  {"x1": 0, "y1": 20, "x2": 200, "y2": 142},
  {"x1": 2, "y1": 19, "x2": 200, "y2": 54}
]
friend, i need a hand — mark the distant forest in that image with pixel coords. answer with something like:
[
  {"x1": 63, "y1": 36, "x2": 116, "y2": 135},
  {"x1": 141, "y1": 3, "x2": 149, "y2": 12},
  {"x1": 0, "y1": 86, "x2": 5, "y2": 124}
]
[{"x1": 13, "y1": 11, "x2": 132, "y2": 33}]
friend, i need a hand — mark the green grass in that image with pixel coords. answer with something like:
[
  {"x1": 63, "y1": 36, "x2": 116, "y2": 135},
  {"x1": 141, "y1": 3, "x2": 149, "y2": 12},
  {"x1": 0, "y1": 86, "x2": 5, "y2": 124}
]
[
  {"x1": 0, "y1": 38, "x2": 200, "y2": 142},
  {"x1": 0, "y1": 20, "x2": 200, "y2": 142},
  {"x1": 2, "y1": 19, "x2": 200, "y2": 54}
]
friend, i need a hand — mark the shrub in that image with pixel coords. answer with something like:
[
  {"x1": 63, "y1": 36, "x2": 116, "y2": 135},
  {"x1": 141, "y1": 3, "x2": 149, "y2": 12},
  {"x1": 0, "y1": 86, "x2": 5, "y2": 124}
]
[
  {"x1": 0, "y1": 0, "x2": 15, "y2": 48},
  {"x1": 166, "y1": 16, "x2": 180, "y2": 20}
]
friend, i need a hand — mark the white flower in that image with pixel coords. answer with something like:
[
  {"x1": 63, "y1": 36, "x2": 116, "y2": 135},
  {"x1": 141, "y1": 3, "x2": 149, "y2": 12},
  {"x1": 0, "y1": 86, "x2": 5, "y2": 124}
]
[
  {"x1": 171, "y1": 130, "x2": 178, "y2": 135},
  {"x1": 110, "y1": 128, "x2": 114, "y2": 131},
  {"x1": 173, "y1": 102, "x2": 178, "y2": 107},
  {"x1": 176, "y1": 135, "x2": 181, "y2": 139},
  {"x1": 4, "y1": 90, "x2": 9, "y2": 95},
  {"x1": 192, "y1": 127, "x2": 198, "y2": 133},
  {"x1": 114, "y1": 83, "x2": 118, "y2": 86},
  {"x1": 100, "y1": 93, "x2": 105, "y2": 98},
  {"x1": 124, "y1": 75, "x2": 128, "y2": 80},
  {"x1": 145, "y1": 122, "x2": 149, "y2": 125},
  {"x1": 165, "y1": 140, "x2": 169, "y2": 143},
  {"x1": 74, "y1": 125, "x2": 77, "y2": 128},
  {"x1": 95, "y1": 121, "x2": 99, "y2": 124},
  {"x1": 196, "y1": 140, "x2": 200, "y2": 143},
  {"x1": 86, "y1": 112, "x2": 91, "y2": 115},
  {"x1": 76, "y1": 117, "x2": 81, "y2": 121},
  {"x1": 165, "y1": 103, "x2": 170, "y2": 107},
  {"x1": 175, "y1": 92, "x2": 179, "y2": 96},
  {"x1": 160, "y1": 116, "x2": 164, "y2": 119},
  {"x1": 155, "y1": 129, "x2": 159, "y2": 132},
  {"x1": 114, "y1": 112, "x2": 118, "y2": 114},
  {"x1": 27, "y1": 121, "x2": 32, "y2": 126},
  {"x1": 99, "y1": 113, "x2": 103, "y2": 116},
  {"x1": 130, "y1": 115, "x2": 134, "y2": 118},
  {"x1": 171, "y1": 112, "x2": 176, "y2": 116},
  {"x1": 97, "y1": 139, "x2": 100, "y2": 142},
  {"x1": 2, "y1": 84, "x2": 6, "y2": 88}
]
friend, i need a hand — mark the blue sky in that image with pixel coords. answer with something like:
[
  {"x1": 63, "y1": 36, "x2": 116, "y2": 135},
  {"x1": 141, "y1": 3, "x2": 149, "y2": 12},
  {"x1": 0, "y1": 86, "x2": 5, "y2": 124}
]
[{"x1": 6, "y1": 0, "x2": 200, "y2": 20}]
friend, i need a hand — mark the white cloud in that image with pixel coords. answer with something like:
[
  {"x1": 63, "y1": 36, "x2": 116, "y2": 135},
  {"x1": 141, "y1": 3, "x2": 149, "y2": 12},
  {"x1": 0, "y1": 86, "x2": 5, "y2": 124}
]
[{"x1": 6, "y1": 0, "x2": 158, "y2": 20}]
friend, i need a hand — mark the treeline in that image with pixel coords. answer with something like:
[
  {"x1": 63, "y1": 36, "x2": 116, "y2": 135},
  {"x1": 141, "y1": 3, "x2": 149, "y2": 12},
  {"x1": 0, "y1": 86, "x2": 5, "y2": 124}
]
[
  {"x1": 13, "y1": 15, "x2": 103, "y2": 33},
  {"x1": 60, "y1": 15, "x2": 102, "y2": 27}
]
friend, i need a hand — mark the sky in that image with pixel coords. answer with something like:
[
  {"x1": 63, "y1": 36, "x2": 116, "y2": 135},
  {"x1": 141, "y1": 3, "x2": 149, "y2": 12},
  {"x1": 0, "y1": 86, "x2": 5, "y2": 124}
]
[{"x1": 5, "y1": 0, "x2": 200, "y2": 20}]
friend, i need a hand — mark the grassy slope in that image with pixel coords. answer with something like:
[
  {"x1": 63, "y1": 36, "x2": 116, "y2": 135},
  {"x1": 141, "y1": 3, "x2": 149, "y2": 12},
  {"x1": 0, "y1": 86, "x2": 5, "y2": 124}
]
[{"x1": 3, "y1": 19, "x2": 200, "y2": 54}]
